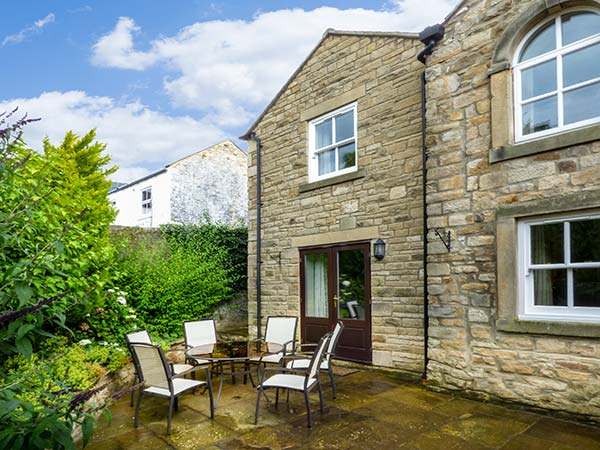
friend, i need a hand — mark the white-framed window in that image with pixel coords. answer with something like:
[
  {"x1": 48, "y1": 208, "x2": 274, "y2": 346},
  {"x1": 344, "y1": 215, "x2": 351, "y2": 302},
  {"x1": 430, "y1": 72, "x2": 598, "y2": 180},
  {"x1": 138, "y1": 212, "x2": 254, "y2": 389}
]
[
  {"x1": 513, "y1": 8, "x2": 600, "y2": 143},
  {"x1": 308, "y1": 103, "x2": 357, "y2": 182},
  {"x1": 518, "y1": 211, "x2": 600, "y2": 323},
  {"x1": 141, "y1": 187, "x2": 152, "y2": 215}
]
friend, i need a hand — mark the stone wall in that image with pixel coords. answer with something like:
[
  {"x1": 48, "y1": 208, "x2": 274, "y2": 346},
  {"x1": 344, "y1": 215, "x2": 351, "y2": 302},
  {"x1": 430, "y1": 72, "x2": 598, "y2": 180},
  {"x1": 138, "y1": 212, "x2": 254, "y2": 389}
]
[
  {"x1": 170, "y1": 140, "x2": 248, "y2": 226},
  {"x1": 425, "y1": 0, "x2": 600, "y2": 419},
  {"x1": 247, "y1": 32, "x2": 426, "y2": 373}
]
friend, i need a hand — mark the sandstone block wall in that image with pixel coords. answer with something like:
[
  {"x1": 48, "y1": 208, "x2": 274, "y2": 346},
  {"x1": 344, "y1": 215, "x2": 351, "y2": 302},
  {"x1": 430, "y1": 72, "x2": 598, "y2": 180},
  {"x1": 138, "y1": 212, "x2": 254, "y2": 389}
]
[
  {"x1": 425, "y1": 0, "x2": 600, "y2": 419},
  {"x1": 247, "y1": 32, "x2": 426, "y2": 373}
]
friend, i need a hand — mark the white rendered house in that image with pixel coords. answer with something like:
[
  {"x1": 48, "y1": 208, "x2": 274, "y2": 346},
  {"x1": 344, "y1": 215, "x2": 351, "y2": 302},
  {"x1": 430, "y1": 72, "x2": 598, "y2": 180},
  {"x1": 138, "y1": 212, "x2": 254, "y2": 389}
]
[{"x1": 109, "y1": 140, "x2": 247, "y2": 228}]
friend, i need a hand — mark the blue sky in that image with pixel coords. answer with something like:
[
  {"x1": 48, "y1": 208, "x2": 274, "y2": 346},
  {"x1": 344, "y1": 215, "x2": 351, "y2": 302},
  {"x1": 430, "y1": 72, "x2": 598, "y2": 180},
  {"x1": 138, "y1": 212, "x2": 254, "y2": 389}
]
[{"x1": 1, "y1": 1, "x2": 455, "y2": 182}]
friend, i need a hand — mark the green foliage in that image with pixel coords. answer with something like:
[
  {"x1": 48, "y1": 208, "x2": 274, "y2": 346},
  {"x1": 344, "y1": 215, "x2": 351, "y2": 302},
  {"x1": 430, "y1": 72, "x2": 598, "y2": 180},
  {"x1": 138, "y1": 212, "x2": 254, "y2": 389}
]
[
  {"x1": 0, "y1": 128, "x2": 117, "y2": 354},
  {"x1": 112, "y1": 224, "x2": 247, "y2": 336},
  {"x1": 0, "y1": 115, "x2": 120, "y2": 450}
]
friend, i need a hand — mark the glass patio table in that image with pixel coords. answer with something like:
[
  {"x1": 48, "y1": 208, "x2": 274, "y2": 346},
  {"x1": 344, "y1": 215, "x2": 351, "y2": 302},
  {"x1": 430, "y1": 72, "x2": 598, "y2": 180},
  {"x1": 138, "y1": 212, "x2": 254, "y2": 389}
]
[{"x1": 187, "y1": 339, "x2": 258, "y2": 407}]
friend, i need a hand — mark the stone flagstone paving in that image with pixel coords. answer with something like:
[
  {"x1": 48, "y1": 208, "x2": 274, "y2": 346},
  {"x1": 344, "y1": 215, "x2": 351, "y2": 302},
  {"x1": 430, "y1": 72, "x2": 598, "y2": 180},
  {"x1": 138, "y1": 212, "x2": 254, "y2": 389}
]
[{"x1": 85, "y1": 370, "x2": 600, "y2": 449}]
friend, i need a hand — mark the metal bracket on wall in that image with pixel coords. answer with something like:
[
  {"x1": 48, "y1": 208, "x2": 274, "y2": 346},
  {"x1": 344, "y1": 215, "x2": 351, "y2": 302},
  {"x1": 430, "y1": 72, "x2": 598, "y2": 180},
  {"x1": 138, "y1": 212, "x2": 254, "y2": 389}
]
[{"x1": 433, "y1": 228, "x2": 451, "y2": 252}]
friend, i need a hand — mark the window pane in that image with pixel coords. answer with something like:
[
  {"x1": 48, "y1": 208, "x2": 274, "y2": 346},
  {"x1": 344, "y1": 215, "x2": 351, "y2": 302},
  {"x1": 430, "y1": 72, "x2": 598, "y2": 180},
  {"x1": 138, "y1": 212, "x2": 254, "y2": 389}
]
[
  {"x1": 305, "y1": 253, "x2": 329, "y2": 318},
  {"x1": 563, "y1": 43, "x2": 600, "y2": 87},
  {"x1": 521, "y1": 59, "x2": 557, "y2": 100},
  {"x1": 562, "y1": 12, "x2": 600, "y2": 46},
  {"x1": 574, "y1": 268, "x2": 600, "y2": 307},
  {"x1": 335, "y1": 110, "x2": 354, "y2": 142},
  {"x1": 522, "y1": 95, "x2": 558, "y2": 135},
  {"x1": 564, "y1": 81, "x2": 600, "y2": 125},
  {"x1": 571, "y1": 219, "x2": 600, "y2": 263},
  {"x1": 317, "y1": 149, "x2": 335, "y2": 176},
  {"x1": 533, "y1": 269, "x2": 567, "y2": 306},
  {"x1": 338, "y1": 142, "x2": 356, "y2": 170},
  {"x1": 520, "y1": 21, "x2": 556, "y2": 62},
  {"x1": 531, "y1": 223, "x2": 564, "y2": 264},
  {"x1": 338, "y1": 249, "x2": 365, "y2": 320},
  {"x1": 315, "y1": 119, "x2": 332, "y2": 149}
]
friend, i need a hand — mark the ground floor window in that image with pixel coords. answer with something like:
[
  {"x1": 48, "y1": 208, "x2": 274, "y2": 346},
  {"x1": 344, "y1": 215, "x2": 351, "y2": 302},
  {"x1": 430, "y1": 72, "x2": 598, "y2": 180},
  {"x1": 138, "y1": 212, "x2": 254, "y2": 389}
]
[{"x1": 518, "y1": 211, "x2": 600, "y2": 322}]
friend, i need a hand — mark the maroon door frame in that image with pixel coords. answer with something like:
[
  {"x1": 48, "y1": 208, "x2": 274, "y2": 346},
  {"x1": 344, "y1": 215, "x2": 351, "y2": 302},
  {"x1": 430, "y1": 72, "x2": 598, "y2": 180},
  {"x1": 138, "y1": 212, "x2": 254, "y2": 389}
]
[{"x1": 299, "y1": 241, "x2": 372, "y2": 363}]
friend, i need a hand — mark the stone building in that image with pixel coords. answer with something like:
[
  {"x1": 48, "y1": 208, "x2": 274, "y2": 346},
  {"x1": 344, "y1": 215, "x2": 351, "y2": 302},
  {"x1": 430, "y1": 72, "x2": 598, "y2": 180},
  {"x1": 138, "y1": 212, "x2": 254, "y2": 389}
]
[
  {"x1": 242, "y1": 1, "x2": 600, "y2": 420},
  {"x1": 109, "y1": 140, "x2": 247, "y2": 227}
]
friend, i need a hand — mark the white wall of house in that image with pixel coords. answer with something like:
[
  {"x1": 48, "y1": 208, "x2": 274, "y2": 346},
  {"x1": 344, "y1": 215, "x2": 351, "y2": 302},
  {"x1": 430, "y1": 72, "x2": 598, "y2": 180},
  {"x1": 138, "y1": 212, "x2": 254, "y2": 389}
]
[
  {"x1": 109, "y1": 170, "x2": 171, "y2": 228},
  {"x1": 108, "y1": 140, "x2": 247, "y2": 228}
]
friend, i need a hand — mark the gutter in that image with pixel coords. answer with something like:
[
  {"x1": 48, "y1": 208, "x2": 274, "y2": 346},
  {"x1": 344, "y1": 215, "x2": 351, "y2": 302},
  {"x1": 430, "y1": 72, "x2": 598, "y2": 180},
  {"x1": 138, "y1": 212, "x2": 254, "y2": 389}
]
[
  {"x1": 248, "y1": 132, "x2": 263, "y2": 351},
  {"x1": 416, "y1": 24, "x2": 445, "y2": 382}
]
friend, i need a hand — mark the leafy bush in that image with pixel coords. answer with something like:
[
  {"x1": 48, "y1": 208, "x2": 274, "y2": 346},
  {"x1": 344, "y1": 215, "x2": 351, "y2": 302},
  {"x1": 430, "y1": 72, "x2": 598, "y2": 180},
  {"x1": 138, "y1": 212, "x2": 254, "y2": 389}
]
[
  {"x1": 111, "y1": 224, "x2": 247, "y2": 337},
  {"x1": 0, "y1": 113, "x2": 122, "y2": 450}
]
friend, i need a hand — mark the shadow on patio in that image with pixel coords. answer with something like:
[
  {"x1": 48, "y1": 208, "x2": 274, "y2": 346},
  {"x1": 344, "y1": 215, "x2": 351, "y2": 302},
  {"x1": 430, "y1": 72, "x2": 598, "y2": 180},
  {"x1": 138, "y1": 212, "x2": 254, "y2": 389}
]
[{"x1": 86, "y1": 370, "x2": 600, "y2": 449}]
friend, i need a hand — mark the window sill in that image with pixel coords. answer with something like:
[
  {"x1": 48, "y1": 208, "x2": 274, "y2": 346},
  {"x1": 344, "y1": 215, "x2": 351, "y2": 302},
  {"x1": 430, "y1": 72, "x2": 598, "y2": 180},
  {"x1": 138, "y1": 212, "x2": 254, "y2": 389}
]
[
  {"x1": 298, "y1": 168, "x2": 365, "y2": 193},
  {"x1": 489, "y1": 123, "x2": 600, "y2": 163},
  {"x1": 496, "y1": 318, "x2": 600, "y2": 338}
]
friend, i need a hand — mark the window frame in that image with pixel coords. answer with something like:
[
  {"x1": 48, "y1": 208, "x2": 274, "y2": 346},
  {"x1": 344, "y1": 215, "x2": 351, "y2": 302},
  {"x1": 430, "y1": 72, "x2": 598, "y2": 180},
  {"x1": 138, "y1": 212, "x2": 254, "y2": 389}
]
[
  {"x1": 513, "y1": 7, "x2": 600, "y2": 143},
  {"x1": 307, "y1": 102, "x2": 358, "y2": 183},
  {"x1": 141, "y1": 187, "x2": 152, "y2": 216},
  {"x1": 518, "y1": 210, "x2": 600, "y2": 323}
]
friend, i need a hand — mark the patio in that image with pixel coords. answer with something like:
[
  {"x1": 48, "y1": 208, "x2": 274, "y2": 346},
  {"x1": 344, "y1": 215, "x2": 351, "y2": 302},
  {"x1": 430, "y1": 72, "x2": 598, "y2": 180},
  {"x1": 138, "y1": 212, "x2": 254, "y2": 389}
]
[{"x1": 86, "y1": 369, "x2": 600, "y2": 449}]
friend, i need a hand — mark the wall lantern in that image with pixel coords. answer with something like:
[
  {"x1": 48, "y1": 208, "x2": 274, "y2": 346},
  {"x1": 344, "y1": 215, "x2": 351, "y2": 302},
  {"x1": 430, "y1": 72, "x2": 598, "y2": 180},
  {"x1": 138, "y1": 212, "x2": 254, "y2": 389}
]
[{"x1": 373, "y1": 239, "x2": 386, "y2": 260}]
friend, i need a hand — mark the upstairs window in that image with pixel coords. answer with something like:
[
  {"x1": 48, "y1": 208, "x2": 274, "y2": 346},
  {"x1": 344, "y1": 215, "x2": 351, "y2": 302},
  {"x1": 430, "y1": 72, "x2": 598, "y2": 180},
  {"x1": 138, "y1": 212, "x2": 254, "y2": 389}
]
[
  {"x1": 141, "y1": 187, "x2": 152, "y2": 215},
  {"x1": 519, "y1": 212, "x2": 600, "y2": 322},
  {"x1": 514, "y1": 10, "x2": 600, "y2": 142},
  {"x1": 308, "y1": 103, "x2": 357, "y2": 182}
]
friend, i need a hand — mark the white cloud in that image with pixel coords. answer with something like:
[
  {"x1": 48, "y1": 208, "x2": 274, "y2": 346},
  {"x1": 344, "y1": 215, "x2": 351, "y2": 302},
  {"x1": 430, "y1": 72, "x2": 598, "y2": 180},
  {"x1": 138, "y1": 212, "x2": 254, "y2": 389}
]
[
  {"x1": 2, "y1": 13, "x2": 55, "y2": 46},
  {"x1": 0, "y1": 91, "x2": 227, "y2": 182},
  {"x1": 90, "y1": 1, "x2": 456, "y2": 122},
  {"x1": 91, "y1": 17, "x2": 157, "y2": 70}
]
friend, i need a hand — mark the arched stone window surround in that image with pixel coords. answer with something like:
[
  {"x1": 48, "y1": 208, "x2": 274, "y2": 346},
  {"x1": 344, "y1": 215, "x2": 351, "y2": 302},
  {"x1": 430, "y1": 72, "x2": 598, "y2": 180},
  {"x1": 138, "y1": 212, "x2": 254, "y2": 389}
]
[{"x1": 489, "y1": 0, "x2": 600, "y2": 162}]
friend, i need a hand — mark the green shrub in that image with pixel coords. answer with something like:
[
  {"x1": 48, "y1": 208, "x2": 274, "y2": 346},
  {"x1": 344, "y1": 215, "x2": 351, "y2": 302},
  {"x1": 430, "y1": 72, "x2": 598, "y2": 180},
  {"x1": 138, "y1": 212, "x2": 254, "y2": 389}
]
[{"x1": 112, "y1": 225, "x2": 242, "y2": 336}]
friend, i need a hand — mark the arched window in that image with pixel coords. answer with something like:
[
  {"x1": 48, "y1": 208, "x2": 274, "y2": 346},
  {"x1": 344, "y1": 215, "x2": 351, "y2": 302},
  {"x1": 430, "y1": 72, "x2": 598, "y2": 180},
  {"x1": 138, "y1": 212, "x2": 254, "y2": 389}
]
[{"x1": 514, "y1": 9, "x2": 600, "y2": 142}]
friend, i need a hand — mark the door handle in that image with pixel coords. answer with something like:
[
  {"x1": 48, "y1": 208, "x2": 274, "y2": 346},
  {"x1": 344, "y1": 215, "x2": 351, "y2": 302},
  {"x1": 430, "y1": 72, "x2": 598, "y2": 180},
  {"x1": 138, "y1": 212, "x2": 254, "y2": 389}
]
[{"x1": 333, "y1": 295, "x2": 338, "y2": 309}]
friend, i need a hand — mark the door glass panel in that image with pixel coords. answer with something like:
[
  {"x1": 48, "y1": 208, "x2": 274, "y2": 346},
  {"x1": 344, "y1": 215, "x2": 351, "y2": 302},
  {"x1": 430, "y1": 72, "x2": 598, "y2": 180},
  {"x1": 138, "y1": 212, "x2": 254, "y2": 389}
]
[
  {"x1": 533, "y1": 269, "x2": 567, "y2": 306},
  {"x1": 305, "y1": 253, "x2": 329, "y2": 318},
  {"x1": 521, "y1": 59, "x2": 557, "y2": 100},
  {"x1": 519, "y1": 21, "x2": 556, "y2": 62},
  {"x1": 561, "y1": 12, "x2": 600, "y2": 46},
  {"x1": 522, "y1": 95, "x2": 558, "y2": 135},
  {"x1": 574, "y1": 268, "x2": 600, "y2": 307},
  {"x1": 564, "y1": 82, "x2": 600, "y2": 125},
  {"x1": 531, "y1": 223, "x2": 564, "y2": 264},
  {"x1": 563, "y1": 43, "x2": 600, "y2": 88},
  {"x1": 338, "y1": 249, "x2": 366, "y2": 320}
]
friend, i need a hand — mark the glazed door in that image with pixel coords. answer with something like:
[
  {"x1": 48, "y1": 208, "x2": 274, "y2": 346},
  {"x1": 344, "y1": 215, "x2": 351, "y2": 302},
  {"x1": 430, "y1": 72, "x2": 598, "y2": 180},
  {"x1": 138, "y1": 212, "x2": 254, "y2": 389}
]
[{"x1": 300, "y1": 242, "x2": 372, "y2": 363}]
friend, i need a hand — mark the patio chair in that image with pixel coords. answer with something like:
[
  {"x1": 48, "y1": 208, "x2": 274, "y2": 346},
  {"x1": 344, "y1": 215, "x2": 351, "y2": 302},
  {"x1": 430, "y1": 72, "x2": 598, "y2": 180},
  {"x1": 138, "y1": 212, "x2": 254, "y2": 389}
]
[
  {"x1": 130, "y1": 342, "x2": 214, "y2": 435},
  {"x1": 249, "y1": 316, "x2": 298, "y2": 384},
  {"x1": 183, "y1": 318, "x2": 217, "y2": 378},
  {"x1": 254, "y1": 332, "x2": 331, "y2": 428},
  {"x1": 286, "y1": 320, "x2": 344, "y2": 398},
  {"x1": 125, "y1": 329, "x2": 195, "y2": 406}
]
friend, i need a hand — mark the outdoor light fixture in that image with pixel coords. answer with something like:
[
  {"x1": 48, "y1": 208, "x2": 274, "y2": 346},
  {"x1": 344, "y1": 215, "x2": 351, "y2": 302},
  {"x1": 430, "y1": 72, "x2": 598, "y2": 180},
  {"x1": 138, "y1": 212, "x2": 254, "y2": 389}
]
[{"x1": 373, "y1": 239, "x2": 386, "y2": 260}]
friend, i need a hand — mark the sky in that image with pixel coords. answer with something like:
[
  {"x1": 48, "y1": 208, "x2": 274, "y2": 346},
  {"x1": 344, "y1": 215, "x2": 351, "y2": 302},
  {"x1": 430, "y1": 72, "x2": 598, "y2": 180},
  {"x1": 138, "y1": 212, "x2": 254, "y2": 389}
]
[{"x1": 1, "y1": 0, "x2": 457, "y2": 182}]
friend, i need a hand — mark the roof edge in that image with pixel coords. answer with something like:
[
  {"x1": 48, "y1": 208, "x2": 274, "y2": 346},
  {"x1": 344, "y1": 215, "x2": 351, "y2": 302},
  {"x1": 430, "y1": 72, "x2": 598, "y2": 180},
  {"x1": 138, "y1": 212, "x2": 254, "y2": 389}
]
[
  {"x1": 443, "y1": 0, "x2": 469, "y2": 24},
  {"x1": 108, "y1": 168, "x2": 167, "y2": 194},
  {"x1": 166, "y1": 139, "x2": 245, "y2": 167},
  {"x1": 240, "y1": 28, "x2": 417, "y2": 140}
]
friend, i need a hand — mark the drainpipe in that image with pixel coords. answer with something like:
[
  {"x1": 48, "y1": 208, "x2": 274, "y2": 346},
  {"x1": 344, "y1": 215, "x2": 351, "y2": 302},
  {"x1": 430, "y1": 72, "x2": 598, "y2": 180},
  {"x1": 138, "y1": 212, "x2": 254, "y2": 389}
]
[
  {"x1": 416, "y1": 24, "x2": 445, "y2": 382},
  {"x1": 249, "y1": 132, "x2": 262, "y2": 352}
]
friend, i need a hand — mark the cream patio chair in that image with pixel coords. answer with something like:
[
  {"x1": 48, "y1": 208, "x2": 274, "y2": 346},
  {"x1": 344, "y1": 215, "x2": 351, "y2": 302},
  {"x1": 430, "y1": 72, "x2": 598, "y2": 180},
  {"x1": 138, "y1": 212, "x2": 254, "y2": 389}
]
[
  {"x1": 131, "y1": 342, "x2": 214, "y2": 435},
  {"x1": 249, "y1": 316, "x2": 298, "y2": 384},
  {"x1": 254, "y1": 332, "x2": 331, "y2": 428},
  {"x1": 125, "y1": 329, "x2": 195, "y2": 406},
  {"x1": 286, "y1": 320, "x2": 344, "y2": 399},
  {"x1": 183, "y1": 318, "x2": 217, "y2": 377}
]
